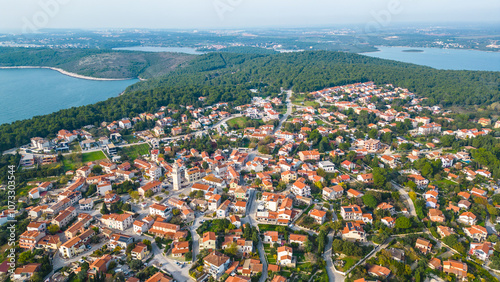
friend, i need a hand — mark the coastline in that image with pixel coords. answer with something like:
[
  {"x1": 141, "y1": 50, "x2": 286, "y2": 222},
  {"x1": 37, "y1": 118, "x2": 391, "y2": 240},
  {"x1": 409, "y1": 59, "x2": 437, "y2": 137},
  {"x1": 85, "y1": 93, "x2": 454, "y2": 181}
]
[
  {"x1": 359, "y1": 45, "x2": 500, "y2": 54},
  {"x1": 0, "y1": 66, "x2": 135, "y2": 81}
]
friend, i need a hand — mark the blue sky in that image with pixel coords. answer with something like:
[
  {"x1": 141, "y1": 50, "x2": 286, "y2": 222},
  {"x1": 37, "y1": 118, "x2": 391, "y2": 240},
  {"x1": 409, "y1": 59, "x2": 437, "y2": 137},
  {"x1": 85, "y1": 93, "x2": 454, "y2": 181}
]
[{"x1": 1, "y1": 0, "x2": 499, "y2": 32}]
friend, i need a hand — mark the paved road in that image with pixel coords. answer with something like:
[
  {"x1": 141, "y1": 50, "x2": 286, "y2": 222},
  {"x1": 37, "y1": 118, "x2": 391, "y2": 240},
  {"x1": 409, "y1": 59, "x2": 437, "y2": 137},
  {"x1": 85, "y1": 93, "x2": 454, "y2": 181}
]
[
  {"x1": 242, "y1": 189, "x2": 268, "y2": 282},
  {"x1": 324, "y1": 231, "x2": 345, "y2": 282},
  {"x1": 290, "y1": 225, "x2": 318, "y2": 236},
  {"x1": 345, "y1": 239, "x2": 391, "y2": 275},
  {"x1": 485, "y1": 216, "x2": 498, "y2": 235},
  {"x1": 150, "y1": 241, "x2": 191, "y2": 282},
  {"x1": 190, "y1": 214, "x2": 204, "y2": 262},
  {"x1": 391, "y1": 181, "x2": 418, "y2": 218},
  {"x1": 48, "y1": 239, "x2": 108, "y2": 279},
  {"x1": 274, "y1": 90, "x2": 293, "y2": 133}
]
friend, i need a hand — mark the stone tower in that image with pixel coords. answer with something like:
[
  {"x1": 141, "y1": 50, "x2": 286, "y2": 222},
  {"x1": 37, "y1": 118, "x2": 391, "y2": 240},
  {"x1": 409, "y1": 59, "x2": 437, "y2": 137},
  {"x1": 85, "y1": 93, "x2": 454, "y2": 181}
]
[{"x1": 172, "y1": 162, "x2": 181, "y2": 191}]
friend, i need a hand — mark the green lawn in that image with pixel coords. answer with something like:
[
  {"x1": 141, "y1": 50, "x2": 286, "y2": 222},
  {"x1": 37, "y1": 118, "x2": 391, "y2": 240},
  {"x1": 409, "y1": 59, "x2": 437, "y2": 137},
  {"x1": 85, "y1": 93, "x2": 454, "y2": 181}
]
[
  {"x1": 123, "y1": 135, "x2": 139, "y2": 143},
  {"x1": 263, "y1": 243, "x2": 277, "y2": 264},
  {"x1": 258, "y1": 224, "x2": 279, "y2": 232},
  {"x1": 17, "y1": 185, "x2": 35, "y2": 198},
  {"x1": 63, "y1": 159, "x2": 77, "y2": 171},
  {"x1": 338, "y1": 256, "x2": 360, "y2": 272},
  {"x1": 121, "y1": 143, "x2": 151, "y2": 160},
  {"x1": 292, "y1": 95, "x2": 319, "y2": 107},
  {"x1": 258, "y1": 224, "x2": 292, "y2": 232},
  {"x1": 82, "y1": 151, "x2": 107, "y2": 162},
  {"x1": 226, "y1": 117, "x2": 248, "y2": 128},
  {"x1": 302, "y1": 101, "x2": 320, "y2": 107},
  {"x1": 431, "y1": 179, "x2": 457, "y2": 186},
  {"x1": 62, "y1": 151, "x2": 107, "y2": 171},
  {"x1": 292, "y1": 95, "x2": 306, "y2": 103}
]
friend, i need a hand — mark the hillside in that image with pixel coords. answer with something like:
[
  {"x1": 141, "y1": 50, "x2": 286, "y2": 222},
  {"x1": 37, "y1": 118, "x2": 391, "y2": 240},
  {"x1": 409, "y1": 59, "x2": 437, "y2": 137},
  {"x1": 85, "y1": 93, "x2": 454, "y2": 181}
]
[
  {"x1": 129, "y1": 51, "x2": 500, "y2": 107},
  {"x1": 0, "y1": 48, "x2": 195, "y2": 79},
  {"x1": 0, "y1": 50, "x2": 499, "y2": 151}
]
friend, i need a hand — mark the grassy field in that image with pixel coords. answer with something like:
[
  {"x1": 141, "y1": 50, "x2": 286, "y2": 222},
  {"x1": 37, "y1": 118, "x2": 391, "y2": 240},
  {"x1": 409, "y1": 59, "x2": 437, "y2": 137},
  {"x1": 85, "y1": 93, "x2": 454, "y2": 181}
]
[
  {"x1": 303, "y1": 101, "x2": 320, "y2": 107},
  {"x1": 227, "y1": 116, "x2": 248, "y2": 128},
  {"x1": 17, "y1": 185, "x2": 35, "y2": 198},
  {"x1": 258, "y1": 224, "x2": 291, "y2": 232},
  {"x1": 62, "y1": 151, "x2": 107, "y2": 171},
  {"x1": 431, "y1": 179, "x2": 458, "y2": 186},
  {"x1": 123, "y1": 135, "x2": 139, "y2": 143},
  {"x1": 82, "y1": 151, "x2": 107, "y2": 162},
  {"x1": 292, "y1": 95, "x2": 306, "y2": 103},
  {"x1": 121, "y1": 143, "x2": 150, "y2": 160},
  {"x1": 292, "y1": 94, "x2": 319, "y2": 107}
]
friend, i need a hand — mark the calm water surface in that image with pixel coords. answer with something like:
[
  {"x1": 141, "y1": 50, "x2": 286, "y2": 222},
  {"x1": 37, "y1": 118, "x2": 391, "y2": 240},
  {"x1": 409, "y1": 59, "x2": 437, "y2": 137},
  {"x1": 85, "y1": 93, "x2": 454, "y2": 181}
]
[
  {"x1": 362, "y1": 46, "x2": 500, "y2": 72},
  {"x1": 0, "y1": 68, "x2": 138, "y2": 124}
]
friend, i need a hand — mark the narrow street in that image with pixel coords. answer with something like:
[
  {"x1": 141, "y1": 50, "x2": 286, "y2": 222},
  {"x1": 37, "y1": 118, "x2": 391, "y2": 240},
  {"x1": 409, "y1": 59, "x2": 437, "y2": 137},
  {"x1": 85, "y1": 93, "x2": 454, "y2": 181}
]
[
  {"x1": 391, "y1": 181, "x2": 418, "y2": 218},
  {"x1": 324, "y1": 231, "x2": 345, "y2": 282},
  {"x1": 274, "y1": 90, "x2": 293, "y2": 133},
  {"x1": 242, "y1": 189, "x2": 268, "y2": 282}
]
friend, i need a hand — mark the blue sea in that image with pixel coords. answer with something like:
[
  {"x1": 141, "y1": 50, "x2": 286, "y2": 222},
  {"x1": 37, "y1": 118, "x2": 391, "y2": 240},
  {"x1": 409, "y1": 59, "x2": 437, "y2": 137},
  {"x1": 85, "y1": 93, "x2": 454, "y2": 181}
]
[
  {"x1": 362, "y1": 46, "x2": 500, "y2": 72},
  {"x1": 0, "y1": 68, "x2": 138, "y2": 125}
]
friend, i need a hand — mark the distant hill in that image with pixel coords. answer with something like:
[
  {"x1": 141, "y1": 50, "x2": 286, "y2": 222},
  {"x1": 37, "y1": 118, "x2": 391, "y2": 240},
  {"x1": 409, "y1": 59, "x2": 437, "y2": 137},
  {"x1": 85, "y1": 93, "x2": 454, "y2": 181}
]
[{"x1": 0, "y1": 48, "x2": 195, "y2": 79}]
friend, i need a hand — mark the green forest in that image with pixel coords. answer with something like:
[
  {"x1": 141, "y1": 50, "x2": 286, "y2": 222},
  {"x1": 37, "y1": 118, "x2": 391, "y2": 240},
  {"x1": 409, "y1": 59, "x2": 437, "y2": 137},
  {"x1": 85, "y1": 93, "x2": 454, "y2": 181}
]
[
  {"x1": 0, "y1": 50, "x2": 499, "y2": 152},
  {"x1": 0, "y1": 47, "x2": 194, "y2": 79}
]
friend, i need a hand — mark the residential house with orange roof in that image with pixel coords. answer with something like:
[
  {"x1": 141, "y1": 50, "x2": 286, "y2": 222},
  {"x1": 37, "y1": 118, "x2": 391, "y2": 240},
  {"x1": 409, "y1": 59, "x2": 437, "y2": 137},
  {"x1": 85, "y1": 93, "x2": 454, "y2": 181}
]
[
  {"x1": 145, "y1": 272, "x2": 173, "y2": 282},
  {"x1": 289, "y1": 234, "x2": 308, "y2": 248},
  {"x1": 131, "y1": 243, "x2": 150, "y2": 261},
  {"x1": 277, "y1": 246, "x2": 294, "y2": 267},
  {"x1": 263, "y1": 231, "x2": 280, "y2": 244},
  {"x1": 346, "y1": 188, "x2": 363, "y2": 198},
  {"x1": 464, "y1": 225, "x2": 488, "y2": 241},
  {"x1": 437, "y1": 226, "x2": 455, "y2": 238},
  {"x1": 322, "y1": 185, "x2": 344, "y2": 200},
  {"x1": 203, "y1": 251, "x2": 231, "y2": 278},
  {"x1": 381, "y1": 217, "x2": 395, "y2": 228},
  {"x1": 308, "y1": 209, "x2": 327, "y2": 224},
  {"x1": 291, "y1": 178, "x2": 310, "y2": 197},
  {"x1": 341, "y1": 205, "x2": 363, "y2": 221},
  {"x1": 376, "y1": 202, "x2": 395, "y2": 214},
  {"x1": 415, "y1": 238, "x2": 432, "y2": 254},
  {"x1": 428, "y1": 209, "x2": 445, "y2": 223},
  {"x1": 138, "y1": 181, "x2": 162, "y2": 196},
  {"x1": 201, "y1": 232, "x2": 217, "y2": 250},
  {"x1": 469, "y1": 242, "x2": 494, "y2": 261},
  {"x1": 367, "y1": 265, "x2": 391, "y2": 279},
  {"x1": 342, "y1": 222, "x2": 366, "y2": 242},
  {"x1": 100, "y1": 213, "x2": 134, "y2": 230},
  {"x1": 443, "y1": 260, "x2": 467, "y2": 278},
  {"x1": 172, "y1": 241, "x2": 190, "y2": 258},
  {"x1": 13, "y1": 263, "x2": 41, "y2": 281},
  {"x1": 458, "y1": 212, "x2": 477, "y2": 225},
  {"x1": 298, "y1": 150, "x2": 320, "y2": 162},
  {"x1": 19, "y1": 230, "x2": 45, "y2": 250}
]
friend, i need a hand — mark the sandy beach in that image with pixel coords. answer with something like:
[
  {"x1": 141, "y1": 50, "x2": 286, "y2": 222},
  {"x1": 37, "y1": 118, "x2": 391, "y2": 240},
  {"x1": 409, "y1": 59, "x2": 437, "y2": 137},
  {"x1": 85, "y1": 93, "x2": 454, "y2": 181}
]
[{"x1": 0, "y1": 66, "x2": 135, "y2": 81}]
